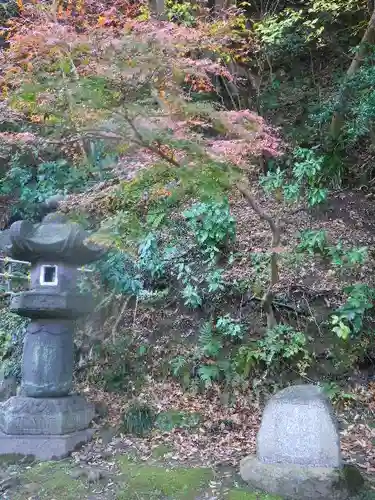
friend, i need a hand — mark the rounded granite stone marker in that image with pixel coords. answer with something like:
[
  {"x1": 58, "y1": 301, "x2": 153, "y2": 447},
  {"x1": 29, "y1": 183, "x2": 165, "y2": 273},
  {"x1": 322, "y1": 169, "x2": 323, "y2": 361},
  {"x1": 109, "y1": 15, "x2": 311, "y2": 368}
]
[{"x1": 257, "y1": 384, "x2": 341, "y2": 468}]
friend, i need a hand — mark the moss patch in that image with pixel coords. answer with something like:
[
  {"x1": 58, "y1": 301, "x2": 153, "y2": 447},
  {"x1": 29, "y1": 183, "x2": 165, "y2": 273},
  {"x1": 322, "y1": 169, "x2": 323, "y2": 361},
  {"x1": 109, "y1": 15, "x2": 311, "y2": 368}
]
[
  {"x1": 151, "y1": 444, "x2": 174, "y2": 459},
  {"x1": 116, "y1": 456, "x2": 214, "y2": 499},
  {"x1": 228, "y1": 489, "x2": 282, "y2": 499},
  {"x1": 14, "y1": 461, "x2": 87, "y2": 500}
]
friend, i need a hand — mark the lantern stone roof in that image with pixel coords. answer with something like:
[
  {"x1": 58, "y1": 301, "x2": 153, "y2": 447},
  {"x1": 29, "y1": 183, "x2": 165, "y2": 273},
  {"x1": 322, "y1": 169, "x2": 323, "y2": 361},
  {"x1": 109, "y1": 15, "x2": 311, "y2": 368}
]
[{"x1": 5, "y1": 213, "x2": 106, "y2": 265}]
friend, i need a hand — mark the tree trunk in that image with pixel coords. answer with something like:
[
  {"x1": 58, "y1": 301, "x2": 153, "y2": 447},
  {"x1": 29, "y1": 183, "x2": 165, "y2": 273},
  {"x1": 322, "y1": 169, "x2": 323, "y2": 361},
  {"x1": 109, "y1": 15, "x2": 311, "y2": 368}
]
[
  {"x1": 148, "y1": 0, "x2": 166, "y2": 18},
  {"x1": 330, "y1": 7, "x2": 375, "y2": 139},
  {"x1": 213, "y1": 0, "x2": 236, "y2": 16}
]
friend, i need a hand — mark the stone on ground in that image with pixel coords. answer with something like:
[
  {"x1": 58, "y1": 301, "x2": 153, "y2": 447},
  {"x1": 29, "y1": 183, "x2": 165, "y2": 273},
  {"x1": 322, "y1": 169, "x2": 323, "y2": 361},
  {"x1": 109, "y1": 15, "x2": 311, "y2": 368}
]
[
  {"x1": 258, "y1": 384, "x2": 341, "y2": 467},
  {"x1": 240, "y1": 384, "x2": 364, "y2": 500}
]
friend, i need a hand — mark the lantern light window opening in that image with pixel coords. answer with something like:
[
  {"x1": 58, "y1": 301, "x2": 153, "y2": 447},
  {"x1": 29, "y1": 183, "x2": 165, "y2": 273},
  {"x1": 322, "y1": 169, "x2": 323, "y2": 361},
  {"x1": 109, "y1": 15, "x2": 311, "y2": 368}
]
[{"x1": 40, "y1": 265, "x2": 58, "y2": 286}]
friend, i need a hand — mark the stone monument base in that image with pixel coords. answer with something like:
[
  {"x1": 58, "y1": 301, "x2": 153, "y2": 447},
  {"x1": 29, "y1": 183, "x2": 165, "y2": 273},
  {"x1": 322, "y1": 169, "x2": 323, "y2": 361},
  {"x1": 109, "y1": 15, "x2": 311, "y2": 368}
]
[
  {"x1": 0, "y1": 395, "x2": 95, "y2": 460},
  {"x1": 0, "y1": 395, "x2": 95, "y2": 434},
  {"x1": 240, "y1": 455, "x2": 364, "y2": 500},
  {"x1": 0, "y1": 429, "x2": 94, "y2": 461}
]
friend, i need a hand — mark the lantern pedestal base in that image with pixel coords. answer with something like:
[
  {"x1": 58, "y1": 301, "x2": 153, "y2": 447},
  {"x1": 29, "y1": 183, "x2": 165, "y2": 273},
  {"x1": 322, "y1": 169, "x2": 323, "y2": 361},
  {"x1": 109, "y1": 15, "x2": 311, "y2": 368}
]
[
  {"x1": 0, "y1": 395, "x2": 95, "y2": 460},
  {"x1": 0, "y1": 395, "x2": 95, "y2": 435},
  {"x1": 0, "y1": 428, "x2": 94, "y2": 461}
]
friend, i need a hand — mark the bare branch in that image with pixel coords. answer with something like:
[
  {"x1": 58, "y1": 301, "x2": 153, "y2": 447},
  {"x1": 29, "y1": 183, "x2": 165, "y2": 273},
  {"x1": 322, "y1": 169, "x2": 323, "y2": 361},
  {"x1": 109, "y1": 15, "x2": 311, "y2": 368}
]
[{"x1": 236, "y1": 181, "x2": 281, "y2": 329}]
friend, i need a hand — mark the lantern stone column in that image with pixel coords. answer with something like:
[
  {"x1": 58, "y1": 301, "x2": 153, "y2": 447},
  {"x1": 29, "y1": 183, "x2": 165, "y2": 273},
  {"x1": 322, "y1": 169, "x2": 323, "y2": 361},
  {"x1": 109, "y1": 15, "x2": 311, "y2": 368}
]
[{"x1": 0, "y1": 213, "x2": 106, "y2": 460}]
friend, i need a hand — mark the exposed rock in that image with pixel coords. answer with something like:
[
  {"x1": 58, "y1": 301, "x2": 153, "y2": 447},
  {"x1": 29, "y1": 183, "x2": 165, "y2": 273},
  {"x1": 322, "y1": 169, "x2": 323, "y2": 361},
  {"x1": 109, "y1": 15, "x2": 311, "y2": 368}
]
[
  {"x1": 23, "y1": 482, "x2": 40, "y2": 494},
  {"x1": 0, "y1": 475, "x2": 21, "y2": 492},
  {"x1": 257, "y1": 384, "x2": 341, "y2": 467},
  {"x1": 86, "y1": 468, "x2": 103, "y2": 483},
  {"x1": 240, "y1": 385, "x2": 364, "y2": 499},
  {"x1": 240, "y1": 456, "x2": 364, "y2": 500}
]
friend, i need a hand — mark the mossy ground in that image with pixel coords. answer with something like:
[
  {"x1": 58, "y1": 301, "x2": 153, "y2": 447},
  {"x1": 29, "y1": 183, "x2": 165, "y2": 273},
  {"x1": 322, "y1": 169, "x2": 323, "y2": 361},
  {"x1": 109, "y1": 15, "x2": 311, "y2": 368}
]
[
  {"x1": 8, "y1": 455, "x2": 281, "y2": 500},
  {"x1": 12, "y1": 461, "x2": 88, "y2": 500}
]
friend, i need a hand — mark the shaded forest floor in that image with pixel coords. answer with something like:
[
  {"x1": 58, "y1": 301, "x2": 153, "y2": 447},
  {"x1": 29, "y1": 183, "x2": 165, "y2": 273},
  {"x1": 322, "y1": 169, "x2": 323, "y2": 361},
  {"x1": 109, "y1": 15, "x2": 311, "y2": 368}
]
[
  {"x1": 1, "y1": 377, "x2": 375, "y2": 500},
  {"x1": 71, "y1": 187, "x2": 375, "y2": 493}
]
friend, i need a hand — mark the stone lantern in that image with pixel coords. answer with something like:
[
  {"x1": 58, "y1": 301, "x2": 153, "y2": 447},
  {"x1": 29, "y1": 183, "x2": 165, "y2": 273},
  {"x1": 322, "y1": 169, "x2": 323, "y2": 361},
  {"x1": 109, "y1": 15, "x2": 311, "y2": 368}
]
[{"x1": 0, "y1": 213, "x2": 106, "y2": 460}]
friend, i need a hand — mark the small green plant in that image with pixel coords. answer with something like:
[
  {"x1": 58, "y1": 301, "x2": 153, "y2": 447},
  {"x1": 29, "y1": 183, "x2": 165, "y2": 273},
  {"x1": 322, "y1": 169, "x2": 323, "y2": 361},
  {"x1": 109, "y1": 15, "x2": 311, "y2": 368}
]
[
  {"x1": 297, "y1": 233, "x2": 368, "y2": 273},
  {"x1": 138, "y1": 233, "x2": 165, "y2": 279},
  {"x1": 236, "y1": 325, "x2": 310, "y2": 377},
  {"x1": 250, "y1": 252, "x2": 271, "y2": 297},
  {"x1": 183, "y1": 200, "x2": 236, "y2": 259},
  {"x1": 260, "y1": 148, "x2": 328, "y2": 207},
  {"x1": 331, "y1": 315, "x2": 351, "y2": 340},
  {"x1": 182, "y1": 283, "x2": 202, "y2": 308},
  {"x1": 171, "y1": 321, "x2": 241, "y2": 390},
  {"x1": 206, "y1": 268, "x2": 225, "y2": 293},
  {"x1": 216, "y1": 314, "x2": 243, "y2": 339},
  {"x1": 198, "y1": 322, "x2": 223, "y2": 358},
  {"x1": 330, "y1": 244, "x2": 368, "y2": 269},
  {"x1": 197, "y1": 363, "x2": 221, "y2": 388},
  {"x1": 297, "y1": 229, "x2": 329, "y2": 255},
  {"x1": 331, "y1": 284, "x2": 375, "y2": 338},
  {"x1": 166, "y1": 0, "x2": 197, "y2": 27},
  {"x1": 121, "y1": 402, "x2": 155, "y2": 436},
  {"x1": 97, "y1": 250, "x2": 143, "y2": 296},
  {"x1": 321, "y1": 382, "x2": 357, "y2": 407},
  {"x1": 259, "y1": 166, "x2": 284, "y2": 195},
  {"x1": 170, "y1": 355, "x2": 189, "y2": 376}
]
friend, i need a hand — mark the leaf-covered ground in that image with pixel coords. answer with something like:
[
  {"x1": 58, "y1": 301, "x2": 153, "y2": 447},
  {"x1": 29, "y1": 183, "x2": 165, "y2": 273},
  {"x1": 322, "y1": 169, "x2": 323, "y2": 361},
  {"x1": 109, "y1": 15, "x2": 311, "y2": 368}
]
[
  {"x1": 77, "y1": 378, "x2": 375, "y2": 478},
  {"x1": 73, "y1": 187, "x2": 375, "y2": 477}
]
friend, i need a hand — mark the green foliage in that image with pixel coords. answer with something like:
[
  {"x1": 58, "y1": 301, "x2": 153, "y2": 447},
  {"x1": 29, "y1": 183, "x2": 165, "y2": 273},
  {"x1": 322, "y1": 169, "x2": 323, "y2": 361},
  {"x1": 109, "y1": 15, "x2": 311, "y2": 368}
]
[
  {"x1": 254, "y1": 0, "x2": 365, "y2": 62},
  {"x1": 261, "y1": 148, "x2": 328, "y2": 207},
  {"x1": 317, "y1": 55, "x2": 375, "y2": 146},
  {"x1": 0, "y1": 309, "x2": 28, "y2": 382},
  {"x1": 100, "y1": 162, "x2": 233, "y2": 247},
  {"x1": 331, "y1": 284, "x2": 375, "y2": 338},
  {"x1": 138, "y1": 233, "x2": 165, "y2": 279},
  {"x1": 330, "y1": 244, "x2": 368, "y2": 269},
  {"x1": 236, "y1": 325, "x2": 310, "y2": 377},
  {"x1": 206, "y1": 268, "x2": 225, "y2": 293},
  {"x1": 0, "y1": 0, "x2": 19, "y2": 22},
  {"x1": 198, "y1": 322, "x2": 223, "y2": 358},
  {"x1": 166, "y1": 0, "x2": 197, "y2": 27},
  {"x1": 297, "y1": 232, "x2": 368, "y2": 271},
  {"x1": 170, "y1": 355, "x2": 190, "y2": 378},
  {"x1": 320, "y1": 382, "x2": 357, "y2": 407},
  {"x1": 121, "y1": 402, "x2": 155, "y2": 437},
  {"x1": 253, "y1": 8, "x2": 307, "y2": 59},
  {"x1": 197, "y1": 363, "x2": 221, "y2": 388},
  {"x1": 96, "y1": 336, "x2": 148, "y2": 393},
  {"x1": 96, "y1": 250, "x2": 143, "y2": 296},
  {"x1": 183, "y1": 200, "x2": 236, "y2": 259},
  {"x1": 0, "y1": 159, "x2": 96, "y2": 219},
  {"x1": 170, "y1": 318, "x2": 244, "y2": 390},
  {"x1": 216, "y1": 314, "x2": 243, "y2": 339},
  {"x1": 297, "y1": 229, "x2": 329, "y2": 256},
  {"x1": 181, "y1": 283, "x2": 202, "y2": 308}
]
